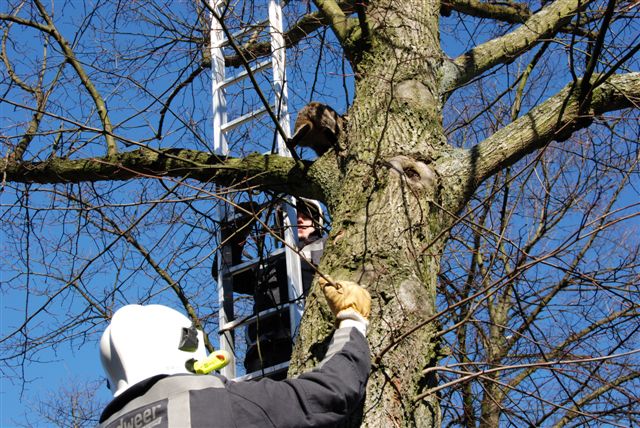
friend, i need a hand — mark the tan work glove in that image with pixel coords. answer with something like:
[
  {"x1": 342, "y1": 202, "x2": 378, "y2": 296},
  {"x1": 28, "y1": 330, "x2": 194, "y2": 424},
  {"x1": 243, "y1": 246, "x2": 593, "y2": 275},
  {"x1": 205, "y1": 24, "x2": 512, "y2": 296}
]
[{"x1": 319, "y1": 276, "x2": 371, "y2": 334}]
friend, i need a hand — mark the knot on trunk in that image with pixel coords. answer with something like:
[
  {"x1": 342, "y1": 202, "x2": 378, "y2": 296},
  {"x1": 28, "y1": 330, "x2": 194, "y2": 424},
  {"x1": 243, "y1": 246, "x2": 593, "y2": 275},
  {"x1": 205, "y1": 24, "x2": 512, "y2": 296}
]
[
  {"x1": 393, "y1": 79, "x2": 435, "y2": 111},
  {"x1": 398, "y1": 278, "x2": 424, "y2": 313},
  {"x1": 387, "y1": 155, "x2": 436, "y2": 191}
]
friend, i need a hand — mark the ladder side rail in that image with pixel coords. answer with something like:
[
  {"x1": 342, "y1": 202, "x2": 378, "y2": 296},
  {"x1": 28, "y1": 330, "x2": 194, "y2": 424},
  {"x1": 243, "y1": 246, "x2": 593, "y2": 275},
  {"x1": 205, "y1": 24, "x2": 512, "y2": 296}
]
[
  {"x1": 217, "y1": 231, "x2": 236, "y2": 379},
  {"x1": 268, "y1": 0, "x2": 305, "y2": 339},
  {"x1": 281, "y1": 201, "x2": 304, "y2": 334},
  {"x1": 210, "y1": 0, "x2": 236, "y2": 379},
  {"x1": 211, "y1": 1, "x2": 229, "y2": 157},
  {"x1": 268, "y1": 0, "x2": 291, "y2": 154}
]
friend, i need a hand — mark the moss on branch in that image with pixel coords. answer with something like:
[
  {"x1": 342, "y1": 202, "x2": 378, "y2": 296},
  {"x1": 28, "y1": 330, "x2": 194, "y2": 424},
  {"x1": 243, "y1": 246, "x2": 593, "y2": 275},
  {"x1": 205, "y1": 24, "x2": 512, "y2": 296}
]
[{"x1": 3, "y1": 148, "x2": 332, "y2": 201}]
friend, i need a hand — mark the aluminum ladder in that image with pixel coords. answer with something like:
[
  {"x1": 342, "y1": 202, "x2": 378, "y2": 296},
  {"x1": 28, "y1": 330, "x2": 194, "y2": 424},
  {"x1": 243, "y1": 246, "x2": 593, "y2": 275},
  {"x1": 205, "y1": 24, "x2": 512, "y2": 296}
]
[{"x1": 209, "y1": 0, "x2": 304, "y2": 380}]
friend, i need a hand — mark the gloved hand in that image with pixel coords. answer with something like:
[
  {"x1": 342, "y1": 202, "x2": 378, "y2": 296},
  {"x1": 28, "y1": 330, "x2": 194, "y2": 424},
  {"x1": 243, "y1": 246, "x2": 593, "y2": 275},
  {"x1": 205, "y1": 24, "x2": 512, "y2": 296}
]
[{"x1": 319, "y1": 276, "x2": 371, "y2": 333}]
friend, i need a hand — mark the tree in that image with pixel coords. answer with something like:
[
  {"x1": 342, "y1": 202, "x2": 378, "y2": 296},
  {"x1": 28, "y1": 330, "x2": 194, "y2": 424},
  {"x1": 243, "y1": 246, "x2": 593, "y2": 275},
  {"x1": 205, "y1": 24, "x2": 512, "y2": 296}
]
[
  {"x1": 1, "y1": 0, "x2": 638, "y2": 426},
  {"x1": 18, "y1": 379, "x2": 106, "y2": 428}
]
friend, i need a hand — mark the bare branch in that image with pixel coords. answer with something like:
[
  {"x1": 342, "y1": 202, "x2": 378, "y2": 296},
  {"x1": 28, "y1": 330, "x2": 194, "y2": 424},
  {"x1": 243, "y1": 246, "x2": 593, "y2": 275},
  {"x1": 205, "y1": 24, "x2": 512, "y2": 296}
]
[
  {"x1": 580, "y1": 0, "x2": 617, "y2": 99},
  {"x1": 1, "y1": 9, "x2": 65, "y2": 162},
  {"x1": 222, "y1": 10, "x2": 331, "y2": 67},
  {"x1": 444, "y1": 0, "x2": 594, "y2": 93},
  {"x1": 443, "y1": 0, "x2": 530, "y2": 22},
  {"x1": 1, "y1": 149, "x2": 328, "y2": 200},
  {"x1": 30, "y1": 0, "x2": 117, "y2": 156},
  {"x1": 419, "y1": 348, "x2": 640, "y2": 398},
  {"x1": 443, "y1": 0, "x2": 593, "y2": 37},
  {"x1": 156, "y1": 63, "x2": 206, "y2": 140},
  {"x1": 553, "y1": 371, "x2": 640, "y2": 428},
  {"x1": 313, "y1": 0, "x2": 355, "y2": 45},
  {"x1": 90, "y1": 202, "x2": 215, "y2": 352},
  {"x1": 442, "y1": 72, "x2": 640, "y2": 203}
]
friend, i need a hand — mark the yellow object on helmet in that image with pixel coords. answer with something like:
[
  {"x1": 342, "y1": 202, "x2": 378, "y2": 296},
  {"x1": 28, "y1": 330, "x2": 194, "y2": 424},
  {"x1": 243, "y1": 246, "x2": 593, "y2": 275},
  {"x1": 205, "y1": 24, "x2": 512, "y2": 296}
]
[{"x1": 186, "y1": 350, "x2": 231, "y2": 374}]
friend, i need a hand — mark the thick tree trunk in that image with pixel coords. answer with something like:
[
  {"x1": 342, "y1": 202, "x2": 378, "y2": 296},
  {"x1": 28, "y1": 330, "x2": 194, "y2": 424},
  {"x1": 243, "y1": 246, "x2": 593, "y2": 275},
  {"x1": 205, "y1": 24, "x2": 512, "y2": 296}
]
[{"x1": 291, "y1": 2, "x2": 450, "y2": 426}]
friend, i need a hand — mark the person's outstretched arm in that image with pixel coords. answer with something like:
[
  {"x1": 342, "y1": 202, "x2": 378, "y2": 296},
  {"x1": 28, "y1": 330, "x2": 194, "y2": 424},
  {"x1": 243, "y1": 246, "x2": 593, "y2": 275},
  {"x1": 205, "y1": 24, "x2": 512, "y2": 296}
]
[{"x1": 224, "y1": 278, "x2": 371, "y2": 428}]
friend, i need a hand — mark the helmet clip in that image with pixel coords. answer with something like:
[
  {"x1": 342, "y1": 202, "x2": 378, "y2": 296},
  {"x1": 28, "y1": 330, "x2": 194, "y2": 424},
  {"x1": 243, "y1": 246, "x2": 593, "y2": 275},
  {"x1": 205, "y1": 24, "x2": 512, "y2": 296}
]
[{"x1": 178, "y1": 325, "x2": 199, "y2": 352}]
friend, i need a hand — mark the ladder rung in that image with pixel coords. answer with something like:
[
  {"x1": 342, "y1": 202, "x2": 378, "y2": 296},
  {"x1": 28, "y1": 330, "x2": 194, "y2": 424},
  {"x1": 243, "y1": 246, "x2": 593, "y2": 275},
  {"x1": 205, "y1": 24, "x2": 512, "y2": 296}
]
[
  {"x1": 219, "y1": 304, "x2": 289, "y2": 333},
  {"x1": 234, "y1": 361, "x2": 289, "y2": 381},
  {"x1": 227, "y1": 248, "x2": 285, "y2": 276},
  {"x1": 221, "y1": 106, "x2": 272, "y2": 133},
  {"x1": 221, "y1": 60, "x2": 272, "y2": 89},
  {"x1": 221, "y1": 20, "x2": 269, "y2": 47},
  {"x1": 223, "y1": 207, "x2": 258, "y2": 223}
]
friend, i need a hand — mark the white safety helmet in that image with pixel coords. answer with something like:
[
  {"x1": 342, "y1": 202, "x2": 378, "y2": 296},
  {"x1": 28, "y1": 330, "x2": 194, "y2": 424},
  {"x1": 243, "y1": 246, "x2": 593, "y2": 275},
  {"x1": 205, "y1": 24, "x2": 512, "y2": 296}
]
[
  {"x1": 100, "y1": 304, "x2": 208, "y2": 397},
  {"x1": 296, "y1": 197, "x2": 324, "y2": 229}
]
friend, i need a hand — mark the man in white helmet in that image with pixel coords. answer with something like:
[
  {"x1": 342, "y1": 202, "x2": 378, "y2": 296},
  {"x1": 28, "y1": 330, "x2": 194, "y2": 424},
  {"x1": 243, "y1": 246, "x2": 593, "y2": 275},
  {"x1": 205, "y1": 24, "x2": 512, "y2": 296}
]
[{"x1": 98, "y1": 278, "x2": 371, "y2": 428}]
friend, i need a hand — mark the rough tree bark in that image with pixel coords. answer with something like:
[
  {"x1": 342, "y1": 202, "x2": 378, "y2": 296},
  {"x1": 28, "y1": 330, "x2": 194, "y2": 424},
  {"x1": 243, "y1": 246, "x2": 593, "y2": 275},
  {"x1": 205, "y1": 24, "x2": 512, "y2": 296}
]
[
  {"x1": 291, "y1": 2, "x2": 449, "y2": 426},
  {"x1": 287, "y1": 1, "x2": 639, "y2": 427}
]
